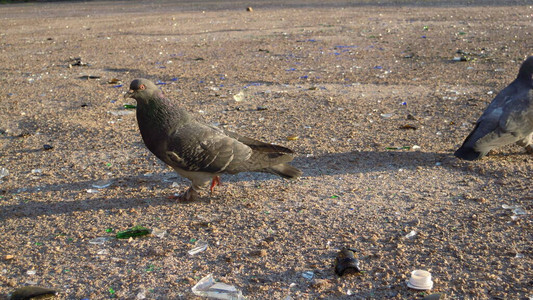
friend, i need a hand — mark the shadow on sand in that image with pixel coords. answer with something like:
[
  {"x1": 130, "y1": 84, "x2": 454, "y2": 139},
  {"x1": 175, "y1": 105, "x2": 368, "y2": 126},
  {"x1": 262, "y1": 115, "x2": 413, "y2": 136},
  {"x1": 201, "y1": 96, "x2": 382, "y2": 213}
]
[{"x1": 0, "y1": 149, "x2": 455, "y2": 220}]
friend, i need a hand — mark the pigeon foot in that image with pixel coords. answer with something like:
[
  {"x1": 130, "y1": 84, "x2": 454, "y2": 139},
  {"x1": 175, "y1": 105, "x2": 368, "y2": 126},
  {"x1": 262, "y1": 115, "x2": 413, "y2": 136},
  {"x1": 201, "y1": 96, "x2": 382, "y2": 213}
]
[
  {"x1": 525, "y1": 145, "x2": 533, "y2": 154},
  {"x1": 168, "y1": 188, "x2": 198, "y2": 201},
  {"x1": 210, "y1": 176, "x2": 221, "y2": 193}
]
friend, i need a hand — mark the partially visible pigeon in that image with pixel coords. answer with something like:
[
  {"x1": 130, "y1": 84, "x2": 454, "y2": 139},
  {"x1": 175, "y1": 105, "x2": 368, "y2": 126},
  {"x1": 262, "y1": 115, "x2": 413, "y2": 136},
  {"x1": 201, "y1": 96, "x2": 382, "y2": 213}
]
[
  {"x1": 125, "y1": 78, "x2": 302, "y2": 201},
  {"x1": 454, "y1": 56, "x2": 533, "y2": 160}
]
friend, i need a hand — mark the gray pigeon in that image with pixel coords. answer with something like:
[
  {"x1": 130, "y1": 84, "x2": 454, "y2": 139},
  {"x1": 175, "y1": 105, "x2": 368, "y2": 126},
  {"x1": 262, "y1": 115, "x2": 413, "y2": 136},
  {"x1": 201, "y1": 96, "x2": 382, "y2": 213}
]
[
  {"x1": 124, "y1": 78, "x2": 302, "y2": 201},
  {"x1": 454, "y1": 56, "x2": 533, "y2": 160}
]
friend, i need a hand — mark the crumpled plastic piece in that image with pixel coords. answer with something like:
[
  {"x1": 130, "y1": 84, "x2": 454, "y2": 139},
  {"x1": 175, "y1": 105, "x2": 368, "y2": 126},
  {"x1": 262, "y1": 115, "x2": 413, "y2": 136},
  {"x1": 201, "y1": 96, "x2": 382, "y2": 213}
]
[
  {"x1": 192, "y1": 273, "x2": 244, "y2": 300},
  {"x1": 188, "y1": 240, "x2": 208, "y2": 255}
]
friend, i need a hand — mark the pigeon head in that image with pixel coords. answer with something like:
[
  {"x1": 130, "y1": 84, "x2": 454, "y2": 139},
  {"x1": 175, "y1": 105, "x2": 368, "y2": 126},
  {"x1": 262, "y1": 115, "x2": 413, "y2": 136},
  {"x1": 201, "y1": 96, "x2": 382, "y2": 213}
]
[{"x1": 124, "y1": 78, "x2": 161, "y2": 103}]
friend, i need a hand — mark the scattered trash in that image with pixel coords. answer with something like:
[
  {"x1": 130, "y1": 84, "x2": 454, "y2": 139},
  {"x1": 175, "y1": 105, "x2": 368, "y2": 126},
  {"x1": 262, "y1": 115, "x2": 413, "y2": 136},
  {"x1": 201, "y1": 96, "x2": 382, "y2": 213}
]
[
  {"x1": 69, "y1": 57, "x2": 89, "y2": 67},
  {"x1": 0, "y1": 167, "x2": 8, "y2": 179},
  {"x1": 502, "y1": 204, "x2": 517, "y2": 209},
  {"x1": 399, "y1": 124, "x2": 417, "y2": 130},
  {"x1": 386, "y1": 146, "x2": 410, "y2": 150},
  {"x1": 43, "y1": 144, "x2": 54, "y2": 150},
  {"x1": 108, "y1": 78, "x2": 121, "y2": 84},
  {"x1": 97, "y1": 249, "x2": 109, "y2": 255},
  {"x1": 188, "y1": 240, "x2": 208, "y2": 255},
  {"x1": 233, "y1": 91, "x2": 245, "y2": 102},
  {"x1": 335, "y1": 248, "x2": 361, "y2": 276},
  {"x1": 152, "y1": 228, "x2": 167, "y2": 239},
  {"x1": 412, "y1": 145, "x2": 421, "y2": 150},
  {"x1": 89, "y1": 237, "x2": 113, "y2": 245},
  {"x1": 404, "y1": 230, "x2": 417, "y2": 239},
  {"x1": 136, "y1": 288, "x2": 147, "y2": 299},
  {"x1": 10, "y1": 286, "x2": 57, "y2": 300},
  {"x1": 502, "y1": 204, "x2": 527, "y2": 215},
  {"x1": 422, "y1": 293, "x2": 442, "y2": 300},
  {"x1": 256, "y1": 106, "x2": 268, "y2": 111},
  {"x1": 302, "y1": 271, "x2": 314, "y2": 280},
  {"x1": 108, "y1": 110, "x2": 134, "y2": 116},
  {"x1": 79, "y1": 75, "x2": 101, "y2": 80},
  {"x1": 192, "y1": 273, "x2": 244, "y2": 300},
  {"x1": 26, "y1": 270, "x2": 37, "y2": 275},
  {"x1": 112, "y1": 84, "x2": 124, "y2": 88},
  {"x1": 380, "y1": 113, "x2": 393, "y2": 118},
  {"x1": 407, "y1": 270, "x2": 434, "y2": 290},
  {"x1": 246, "y1": 6, "x2": 253, "y2": 12},
  {"x1": 423, "y1": 25, "x2": 429, "y2": 31},
  {"x1": 86, "y1": 189, "x2": 99, "y2": 194},
  {"x1": 453, "y1": 56, "x2": 467, "y2": 62},
  {"x1": 92, "y1": 180, "x2": 113, "y2": 189},
  {"x1": 286, "y1": 135, "x2": 299, "y2": 141},
  {"x1": 515, "y1": 253, "x2": 524, "y2": 258},
  {"x1": 156, "y1": 80, "x2": 167, "y2": 85},
  {"x1": 116, "y1": 225, "x2": 151, "y2": 239}
]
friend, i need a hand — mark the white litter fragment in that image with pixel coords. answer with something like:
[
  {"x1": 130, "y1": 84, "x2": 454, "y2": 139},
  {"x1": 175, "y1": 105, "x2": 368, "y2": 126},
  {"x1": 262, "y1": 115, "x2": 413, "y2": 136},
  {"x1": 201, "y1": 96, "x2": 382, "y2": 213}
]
[{"x1": 192, "y1": 273, "x2": 244, "y2": 300}]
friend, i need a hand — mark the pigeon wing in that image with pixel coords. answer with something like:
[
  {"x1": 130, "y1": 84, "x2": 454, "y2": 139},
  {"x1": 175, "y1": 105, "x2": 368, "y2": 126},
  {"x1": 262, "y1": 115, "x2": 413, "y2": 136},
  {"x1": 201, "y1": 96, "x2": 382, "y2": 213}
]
[
  {"x1": 165, "y1": 123, "x2": 252, "y2": 174},
  {"x1": 222, "y1": 129, "x2": 297, "y2": 173}
]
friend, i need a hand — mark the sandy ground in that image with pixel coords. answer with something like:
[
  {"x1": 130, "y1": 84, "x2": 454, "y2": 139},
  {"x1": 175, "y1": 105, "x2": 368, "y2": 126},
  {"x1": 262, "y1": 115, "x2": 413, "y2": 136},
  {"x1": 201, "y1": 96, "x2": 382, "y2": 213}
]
[{"x1": 0, "y1": 1, "x2": 532, "y2": 299}]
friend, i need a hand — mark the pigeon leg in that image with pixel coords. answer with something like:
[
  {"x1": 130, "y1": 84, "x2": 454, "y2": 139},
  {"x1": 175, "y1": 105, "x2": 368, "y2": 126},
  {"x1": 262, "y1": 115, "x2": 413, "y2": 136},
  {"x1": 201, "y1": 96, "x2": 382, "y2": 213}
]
[
  {"x1": 168, "y1": 187, "x2": 198, "y2": 201},
  {"x1": 210, "y1": 176, "x2": 221, "y2": 193},
  {"x1": 516, "y1": 134, "x2": 533, "y2": 154},
  {"x1": 179, "y1": 187, "x2": 198, "y2": 201}
]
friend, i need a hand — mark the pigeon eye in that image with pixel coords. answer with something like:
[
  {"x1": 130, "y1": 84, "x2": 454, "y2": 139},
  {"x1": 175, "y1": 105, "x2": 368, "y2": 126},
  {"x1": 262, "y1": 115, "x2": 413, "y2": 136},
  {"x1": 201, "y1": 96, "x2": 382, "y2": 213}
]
[{"x1": 139, "y1": 84, "x2": 146, "y2": 90}]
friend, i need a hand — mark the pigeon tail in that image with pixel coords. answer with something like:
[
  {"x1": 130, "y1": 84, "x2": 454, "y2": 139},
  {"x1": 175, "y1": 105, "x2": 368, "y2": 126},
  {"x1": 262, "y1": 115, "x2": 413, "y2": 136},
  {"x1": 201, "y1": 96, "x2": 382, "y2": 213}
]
[
  {"x1": 517, "y1": 56, "x2": 533, "y2": 82},
  {"x1": 455, "y1": 122, "x2": 486, "y2": 160},
  {"x1": 454, "y1": 146, "x2": 483, "y2": 161},
  {"x1": 264, "y1": 163, "x2": 302, "y2": 179}
]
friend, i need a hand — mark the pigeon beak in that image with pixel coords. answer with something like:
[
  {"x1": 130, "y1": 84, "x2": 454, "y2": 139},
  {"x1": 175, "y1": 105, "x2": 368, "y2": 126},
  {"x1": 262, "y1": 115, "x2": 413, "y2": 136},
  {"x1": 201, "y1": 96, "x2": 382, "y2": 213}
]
[{"x1": 124, "y1": 90, "x2": 134, "y2": 99}]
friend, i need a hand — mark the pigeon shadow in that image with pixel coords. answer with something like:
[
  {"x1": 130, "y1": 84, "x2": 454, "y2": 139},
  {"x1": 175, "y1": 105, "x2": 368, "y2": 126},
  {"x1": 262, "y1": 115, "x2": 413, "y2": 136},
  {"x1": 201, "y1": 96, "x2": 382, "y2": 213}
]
[
  {"x1": 220, "y1": 150, "x2": 449, "y2": 184},
  {"x1": 0, "y1": 194, "x2": 168, "y2": 221},
  {"x1": 297, "y1": 150, "x2": 448, "y2": 177},
  {"x1": 204, "y1": 149, "x2": 451, "y2": 186},
  {"x1": 0, "y1": 174, "x2": 185, "y2": 220}
]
